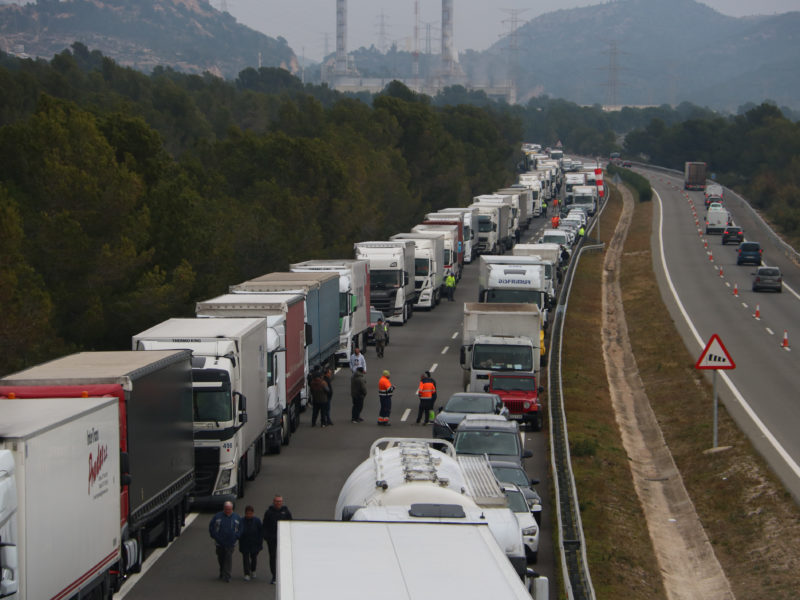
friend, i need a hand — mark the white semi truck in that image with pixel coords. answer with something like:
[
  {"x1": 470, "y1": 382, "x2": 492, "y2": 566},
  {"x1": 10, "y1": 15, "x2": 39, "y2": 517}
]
[
  {"x1": 389, "y1": 232, "x2": 445, "y2": 309},
  {"x1": 334, "y1": 438, "x2": 530, "y2": 579},
  {"x1": 474, "y1": 194, "x2": 516, "y2": 249},
  {"x1": 411, "y1": 222, "x2": 462, "y2": 280},
  {"x1": 0, "y1": 397, "x2": 120, "y2": 600},
  {"x1": 354, "y1": 240, "x2": 416, "y2": 325},
  {"x1": 469, "y1": 203, "x2": 503, "y2": 256},
  {"x1": 289, "y1": 259, "x2": 371, "y2": 364},
  {"x1": 478, "y1": 256, "x2": 551, "y2": 325},
  {"x1": 133, "y1": 317, "x2": 271, "y2": 503},
  {"x1": 498, "y1": 186, "x2": 533, "y2": 228},
  {"x1": 566, "y1": 184, "x2": 597, "y2": 216},
  {"x1": 460, "y1": 303, "x2": 543, "y2": 391}
]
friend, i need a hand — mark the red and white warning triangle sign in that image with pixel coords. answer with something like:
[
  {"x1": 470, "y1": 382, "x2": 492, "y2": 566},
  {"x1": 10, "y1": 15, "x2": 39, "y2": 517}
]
[{"x1": 695, "y1": 334, "x2": 736, "y2": 370}]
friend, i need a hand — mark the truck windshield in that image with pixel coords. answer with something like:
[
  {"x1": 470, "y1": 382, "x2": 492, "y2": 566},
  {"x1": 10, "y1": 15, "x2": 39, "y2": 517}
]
[
  {"x1": 572, "y1": 195, "x2": 594, "y2": 205},
  {"x1": 463, "y1": 225, "x2": 471, "y2": 241},
  {"x1": 192, "y1": 370, "x2": 232, "y2": 422},
  {"x1": 486, "y1": 289, "x2": 542, "y2": 306},
  {"x1": 472, "y1": 344, "x2": 533, "y2": 371},
  {"x1": 339, "y1": 292, "x2": 349, "y2": 318},
  {"x1": 415, "y1": 258, "x2": 430, "y2": 277},
  {"x1": 370, "y1": 270, "x2": 401, "y2": 288},
  {"x1": 491, "y1": 375, "x2": 536, "y2": 392},
  {"x1": 478, "y1": 216, "x2": 493, "y2": 232}
]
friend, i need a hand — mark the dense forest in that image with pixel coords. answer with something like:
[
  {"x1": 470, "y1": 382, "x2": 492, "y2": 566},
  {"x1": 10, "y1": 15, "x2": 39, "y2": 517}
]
[
  {"x1": 624, "y1": 103, "x2": 800, "y2": 245},
  {"x1": 0, "y1": 44, "x2": 522, "y2": 374}
]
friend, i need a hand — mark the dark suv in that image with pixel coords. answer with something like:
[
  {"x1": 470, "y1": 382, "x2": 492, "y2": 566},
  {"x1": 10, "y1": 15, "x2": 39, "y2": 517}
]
[
  {"x1": 721, "y1": 226, "x2": 744, "y2": 245},
  {"x1": 752, "y1": 266, "x2": 782, "y2": 293},
  {"x1": 737, "y1": 241, "x2": 762, "y2": 266}
]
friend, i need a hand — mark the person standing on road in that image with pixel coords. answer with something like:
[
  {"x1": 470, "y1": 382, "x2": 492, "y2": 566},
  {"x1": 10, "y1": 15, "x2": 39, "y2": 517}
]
[
  {"x1": 351, "y1": 366, "x2": 367, "y2": 422},
  {"x1": 373, "y1": 319, "x2": 387, "y2": 358},
  {"x1": 415, "y1": 372, "x2": 437, "y2": 424},
  {"x1": 209, "y1": 501, "x2": 242, "y2": 583},
  {"x1": 377, "y1": 370, "x2": 395, "y2": 426},
  {"x1": 578, "y1": 225, "x2": 585, "y2": 239},
  {"x1": 239, "y1": 505, "x2": 263, "y2": 581},
  {"x1": 349, "y1": 346, "x2": 367, "y2": 373},
  {"x1": 444, "y1": 272, "x2": 456, "y2": 301},
  {"x1": 551, "y1": 214, "x2": 560, "y2": 229},
  {"x1": 323, "y1": 367, "x2": 334, "y2": 426},
  {"x1": 263, "y1": 495, "x2": 293, "y2": 584},
  {"x1": 309, "y1": 368, "x2": 329, "y2": 428}
]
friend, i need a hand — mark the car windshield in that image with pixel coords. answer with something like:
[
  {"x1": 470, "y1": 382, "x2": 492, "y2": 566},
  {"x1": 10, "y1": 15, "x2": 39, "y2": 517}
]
[
  {"x1": 504, "y1": 489, "x2": 529, "y2": 513},
  {"x1": 759, "y1": 268, "x2": 780, "y2": 277},
  {"x1": 492, "y1": 466, "x2": 529, "y2": 487},
  {"x1": 542, "y1": 234, "x2": 566, "y2": 244},
  {"x1": 370, "y1": 309, "x2": 382, "y2": 322},
  {"x1": 445, "y1": 395, "x2": 495, "y2": 413},
  {"x1": 454, "y1": 431, "x2": 519, "y2": 456},
  {"x1": 491, "y1": 376, "x2": 536, "y2": 391}
]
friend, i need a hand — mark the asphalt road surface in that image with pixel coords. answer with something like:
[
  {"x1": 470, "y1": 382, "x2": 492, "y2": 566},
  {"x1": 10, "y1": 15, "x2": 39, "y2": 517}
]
[
  {"x1": 116, "y1": 214, "x2": 557, "y2": 600},
  {"x1": 639, "y1": 168, "x2": 800, "y2": 500}
]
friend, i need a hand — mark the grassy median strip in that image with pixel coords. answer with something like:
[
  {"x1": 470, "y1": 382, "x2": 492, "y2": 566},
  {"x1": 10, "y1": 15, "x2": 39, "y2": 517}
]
[
  {"x1": 561, "y1": 186, "x2": 667, "y2": 600},
  {"x1": 620, "y1": 189, "x2": 800, "y2": 598}
]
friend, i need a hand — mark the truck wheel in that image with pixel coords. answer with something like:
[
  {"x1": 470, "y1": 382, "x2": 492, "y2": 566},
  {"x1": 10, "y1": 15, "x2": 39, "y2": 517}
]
[
  {"x1": 237, "y1": 458, "x2": 246, "y2": 498},
  {"x1": 289, "y1": 400, "x2": 299, "y2": 432},
  {"x1": 281, "y1": 411, "x2": 291, "y2": 446}
]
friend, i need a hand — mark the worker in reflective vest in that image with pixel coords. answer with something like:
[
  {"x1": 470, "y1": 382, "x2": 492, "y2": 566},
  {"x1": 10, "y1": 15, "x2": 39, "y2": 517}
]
[
  {"x1": 377, "y1": 370, "x2": 394, "y2": 426},
  {"x1": 444, "y1": 272, "x2": 456, "y2": 301},
  {"x1": 551, "y1": 215, "x2": 560, "y2": 229},
  {"x1": 415, "y1": 373, "x2": 437, "y2": 424}
]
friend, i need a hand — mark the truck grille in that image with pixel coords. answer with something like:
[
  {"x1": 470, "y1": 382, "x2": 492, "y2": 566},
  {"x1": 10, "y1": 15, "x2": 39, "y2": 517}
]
[{"x1": 193, "y1": 447, "x2": 220, "y2": 496}]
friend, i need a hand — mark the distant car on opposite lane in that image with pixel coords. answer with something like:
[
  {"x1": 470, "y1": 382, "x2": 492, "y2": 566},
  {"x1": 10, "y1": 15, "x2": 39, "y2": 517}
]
[
  {"x1": 721, "y1": 226, "x2": 744, "y2": 245},
  {"x1": 752, "y1": 266, "x2": 782, "y2": 292}
]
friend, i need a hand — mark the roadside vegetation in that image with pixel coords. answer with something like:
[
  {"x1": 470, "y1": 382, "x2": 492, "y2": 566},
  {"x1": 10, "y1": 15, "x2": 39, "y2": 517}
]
[
  {"x1": 561, "y1": 186, "x2": 666, "y2": 599},
  {"x1": 605, "y1": 163, "x2": 652, "y2": 202}
]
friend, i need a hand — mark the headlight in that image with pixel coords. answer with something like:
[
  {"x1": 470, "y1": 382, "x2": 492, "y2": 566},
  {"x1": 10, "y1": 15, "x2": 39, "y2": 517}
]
[
  {"x1": 523, "y1": 401, "x2": 531, "y2": 409},
  {"x1": 522, "y1": 525, "x2": 538, "y2": 536},
  {"x1": 218, "y1": 468, "x2": 232, "y2": 487}
]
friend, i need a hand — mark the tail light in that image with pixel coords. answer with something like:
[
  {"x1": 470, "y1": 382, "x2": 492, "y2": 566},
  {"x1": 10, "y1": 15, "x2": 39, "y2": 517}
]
[
  {"x1": 759, "y1": 249, "x2": 763, "y2": 254},
  {"x1": 755, "y1": 277, "x2": 760, "y2": 283}
]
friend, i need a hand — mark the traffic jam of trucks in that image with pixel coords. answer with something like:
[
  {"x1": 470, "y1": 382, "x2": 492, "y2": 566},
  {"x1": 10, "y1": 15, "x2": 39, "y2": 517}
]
[{"x1": 0, "y1": 143, "x2": 602, "y2": 599}]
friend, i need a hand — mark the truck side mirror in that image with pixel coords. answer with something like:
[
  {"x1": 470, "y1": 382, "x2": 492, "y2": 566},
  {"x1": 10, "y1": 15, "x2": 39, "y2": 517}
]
[
  {"x1": 305, "y1": 323, "x2": 313, "y2": 346},
  {"x1": 492, "y1": 223, "x2": 497, "y2": 232},
  {"x1": 235, "y1": 392, "x2": 247, "y2": 412},
  {"x1": 459, "y1": 346, "x2": 467, "y2": 368}
]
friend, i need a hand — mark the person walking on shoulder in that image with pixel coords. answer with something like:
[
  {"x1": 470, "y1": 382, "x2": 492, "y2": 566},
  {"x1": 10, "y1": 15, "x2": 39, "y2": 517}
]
[
  {"x1": 322, "y1": 367, "x2": 334, "y2": 426},
  {"x1": 377, "y1": 370, "x2": 395, "y2": 426},
  {"x1": 373, "y1": 319, "x2": 387, "y2": 358},
  {"x1": 415, "y1": 372, "x2": 437, "y2": 424},
  {"x1": 351, "y1": 366, "x2": 367, "y2": 422},
  {"x1": 209, "y1": 501, "x2": 242, "y2": 583},
  {"x1": 263, "y1": 495, "x2": 293, "y2": 584},
  {"x1": 239, "y1": 505, "x2": 263, "y2": 581},
  {"x1": 444, "y1": 272, "x2": 456, "y2": 301},
  {"x1": 349, "y1": 346, "x2": 367, "y2": 373}
]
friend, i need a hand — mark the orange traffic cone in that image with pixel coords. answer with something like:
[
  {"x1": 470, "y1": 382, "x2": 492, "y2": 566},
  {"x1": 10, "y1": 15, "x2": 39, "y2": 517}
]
[
  {"x1": 753, "y1": 304, "x2": 760, "y2": 320},
  {"x1": 719, "y1": 267, "x2": 724, "y2": 278},
  {"x1": 709, "y1": 252, "x2": 713, "y2": 262},
  {"x1": 733, "y1": 283, "x2": 738, "y2": 297},
  {"x1": 781, "y1": 330, "x2": 789, "y2": 349},
  {"x1": 704, "y1": 240, "x2": 708, "y2": 248}
]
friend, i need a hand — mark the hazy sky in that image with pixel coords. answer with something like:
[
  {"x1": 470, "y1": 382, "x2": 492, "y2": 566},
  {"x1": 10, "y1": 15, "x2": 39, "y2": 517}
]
[{"x1": 222, "y1": 0, "x2": 799, "y2": 61}]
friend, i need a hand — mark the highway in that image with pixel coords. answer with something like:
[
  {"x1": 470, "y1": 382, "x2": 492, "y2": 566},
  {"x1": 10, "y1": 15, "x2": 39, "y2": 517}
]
[
  {"x1": 640, "y1": 169, "x2": 800, "y2": 499},
  {"x1": 116, "y1": 216, "x2": 558, "y2": 599}
]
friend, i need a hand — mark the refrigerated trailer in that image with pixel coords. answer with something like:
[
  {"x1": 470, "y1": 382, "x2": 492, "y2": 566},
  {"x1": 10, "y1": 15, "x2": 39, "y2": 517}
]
[{"x1": 0, "y1": 350, "x2": 194, "y2": 586}]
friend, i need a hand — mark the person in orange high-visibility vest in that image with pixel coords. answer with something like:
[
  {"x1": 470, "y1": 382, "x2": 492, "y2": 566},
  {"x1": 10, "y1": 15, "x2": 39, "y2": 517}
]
[
  {"x1": 551, "y1": 215, "x2": 560, "y2": 229},
  {"x1": 415, "y1": 372, "x2": 437, "y2": 424},
  {"x1": 377, "y1": 370, "x2": 395, "y2": 426}
]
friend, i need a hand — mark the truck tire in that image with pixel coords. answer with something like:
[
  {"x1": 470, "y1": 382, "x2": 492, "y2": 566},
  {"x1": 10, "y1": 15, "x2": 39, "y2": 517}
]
[
  {"x1": 281, "y1": 411, "x2": 291, "y2": 446},
  {"x1": 237, "y1": 458, "x2": 246, "y2": 498},
  {"x1": 289, "y1": 399, "x2": 300, "y2": 432}
]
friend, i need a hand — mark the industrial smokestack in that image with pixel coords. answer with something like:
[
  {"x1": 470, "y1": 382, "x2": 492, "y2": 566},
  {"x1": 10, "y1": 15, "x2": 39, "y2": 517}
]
[
  {"x1": 441, "y1": 0, "x2": 453, "y2": 73},
  {"x1": 336, "y1": 0, "x2": 347, "y2": 73}
]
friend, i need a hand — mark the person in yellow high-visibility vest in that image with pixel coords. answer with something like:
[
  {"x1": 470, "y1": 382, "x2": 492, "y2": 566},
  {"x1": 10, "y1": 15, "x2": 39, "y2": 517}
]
[{"x1": 444, "y1": 272, "x2": 456, "y2": 301}]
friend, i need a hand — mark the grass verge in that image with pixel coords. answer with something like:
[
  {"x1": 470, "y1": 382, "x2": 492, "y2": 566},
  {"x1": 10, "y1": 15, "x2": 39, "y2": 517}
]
[
  {"x1": 561, "y1": 185, "x2": 667, "y2": 599},
  {"x1": 621, "y1": 187, "x2": 800, "y2": 598}
]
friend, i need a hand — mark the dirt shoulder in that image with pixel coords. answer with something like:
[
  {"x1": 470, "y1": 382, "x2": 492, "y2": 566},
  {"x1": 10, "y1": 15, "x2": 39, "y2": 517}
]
[{"x1": 603, "y1": 183, "x2": 733, "y2": 600}]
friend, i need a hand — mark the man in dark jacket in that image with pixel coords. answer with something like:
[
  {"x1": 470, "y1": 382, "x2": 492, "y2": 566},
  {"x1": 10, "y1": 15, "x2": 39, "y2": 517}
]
[
  {"x1": 263, "y1": 495, "x2": 293, "y2": 584},
  {"x1": 239, "y1": 505, "x2": 263, "y2": 581},
  {"x1": 351, "y1": 366, "x2": 367, "y2": 422},
  {"x1": 209, "y1": 501, "x2": 242, "y2": 582},
  {"x1": 322, "y1": 367, "x2": 334, "y2": 426},
  {"x1": 309, "y1": 368, "x2": 329, "y2": 428}
]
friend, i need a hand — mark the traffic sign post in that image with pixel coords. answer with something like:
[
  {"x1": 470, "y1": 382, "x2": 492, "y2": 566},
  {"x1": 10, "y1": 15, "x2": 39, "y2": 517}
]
[{"x1": 695, "y1": 334, "x2": 735, "y2": 449}]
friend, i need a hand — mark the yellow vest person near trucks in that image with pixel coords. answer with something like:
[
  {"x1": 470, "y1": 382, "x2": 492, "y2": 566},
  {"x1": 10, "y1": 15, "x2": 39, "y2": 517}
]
[{"x1": 445, "y1": 273, "x2": 456, "y2": 301}]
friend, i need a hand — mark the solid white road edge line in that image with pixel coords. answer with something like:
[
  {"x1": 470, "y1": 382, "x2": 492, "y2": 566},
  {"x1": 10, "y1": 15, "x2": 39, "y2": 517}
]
[
  {"x1": 113, "y1": 512, "x2": 200, "y2": 599},
  {"x1": 655, "y1": 188, "x2": 800, "y2": 480}
]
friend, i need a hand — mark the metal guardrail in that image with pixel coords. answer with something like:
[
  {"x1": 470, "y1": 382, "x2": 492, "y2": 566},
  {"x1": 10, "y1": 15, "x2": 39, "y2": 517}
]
[{"x1": 546, "y1": 195, "x2": 611, "y2": 600}]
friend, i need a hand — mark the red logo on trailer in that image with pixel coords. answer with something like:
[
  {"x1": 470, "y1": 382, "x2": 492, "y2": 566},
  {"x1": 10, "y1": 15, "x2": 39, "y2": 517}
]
[{"x1": 695, "y1": 334, "x2": 736, "y2": 370}]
